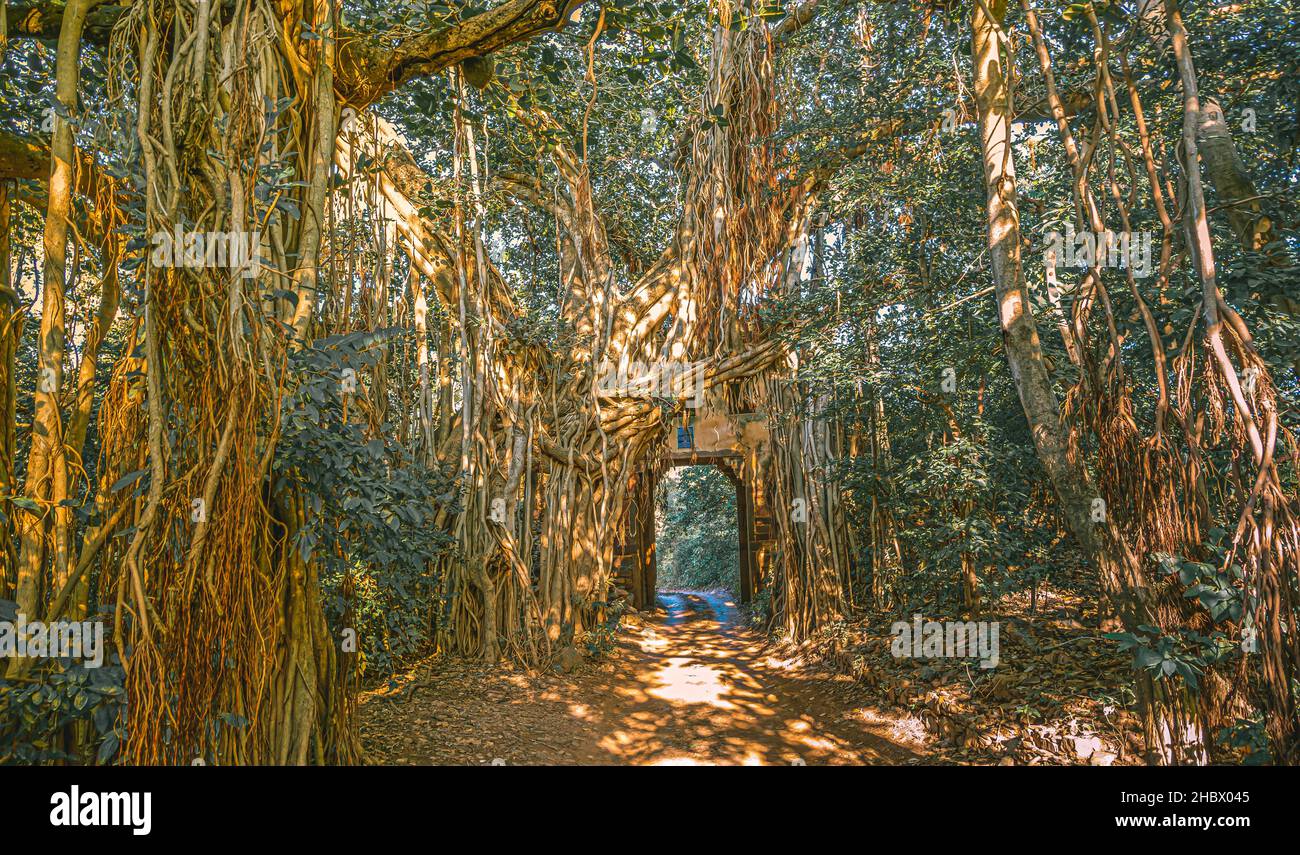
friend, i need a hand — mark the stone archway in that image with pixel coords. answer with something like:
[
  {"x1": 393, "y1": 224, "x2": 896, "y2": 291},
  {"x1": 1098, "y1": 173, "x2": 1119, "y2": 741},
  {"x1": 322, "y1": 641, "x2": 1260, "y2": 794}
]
[{"x1": 612, "y1": 410, "x2": 776, "y2": 612}]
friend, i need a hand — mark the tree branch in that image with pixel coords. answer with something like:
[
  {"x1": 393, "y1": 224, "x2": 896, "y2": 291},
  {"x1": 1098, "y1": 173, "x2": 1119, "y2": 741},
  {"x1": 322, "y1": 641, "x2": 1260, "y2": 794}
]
[
  {"x1": 0, "y1": 128, "x2": 51, "y2": 182},
  {"x1": 336, "y1": 0, "x2": 589, "y2": 106},
  {"x1": 4, "y1": 0, "x2": 123, "y2": 43}
]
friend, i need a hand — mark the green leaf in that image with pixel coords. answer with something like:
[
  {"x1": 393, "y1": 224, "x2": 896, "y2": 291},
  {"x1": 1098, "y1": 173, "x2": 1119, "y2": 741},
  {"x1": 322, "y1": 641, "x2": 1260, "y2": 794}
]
[
  {"x1": 97, "y1": 731, "x2": 119, "y2": 765},
  {"x1": 110, "y1": 469, "x2": 148, "y2": 493}
]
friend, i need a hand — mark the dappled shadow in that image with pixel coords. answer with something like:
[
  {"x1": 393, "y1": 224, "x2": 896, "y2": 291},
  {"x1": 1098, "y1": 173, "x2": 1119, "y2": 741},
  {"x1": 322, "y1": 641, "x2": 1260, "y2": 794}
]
[
  {"x1": 570, "y1": 591, "x2": 925, "y2": 765},
  {"x1": 360, "y1": 590, "x2": 928, "y2": 765}
]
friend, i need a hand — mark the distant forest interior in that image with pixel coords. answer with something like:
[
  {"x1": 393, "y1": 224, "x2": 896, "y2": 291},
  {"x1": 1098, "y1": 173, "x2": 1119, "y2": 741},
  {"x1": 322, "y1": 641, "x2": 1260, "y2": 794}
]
[{"x1": 656, "y1": 466, "x2": 739, "y2": 592}]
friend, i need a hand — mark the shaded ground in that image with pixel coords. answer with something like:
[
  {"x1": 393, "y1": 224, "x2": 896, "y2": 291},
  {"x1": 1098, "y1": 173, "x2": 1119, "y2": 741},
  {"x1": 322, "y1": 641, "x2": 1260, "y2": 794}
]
[
  {"x1": 361, "y1": 590, "x2": 928, "y2": 765},
  {"x1": 797, "y1": 580, "x2": 1148, "y2": 765}
]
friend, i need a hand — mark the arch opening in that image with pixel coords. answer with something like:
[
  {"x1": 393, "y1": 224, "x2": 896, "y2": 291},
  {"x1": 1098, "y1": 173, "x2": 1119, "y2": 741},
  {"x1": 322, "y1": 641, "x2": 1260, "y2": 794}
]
[
  {"x1": 655, "y1": 465, "x2": 740, "y2": 597},
  {"x1": 612, "y1": 453, "x2": 763, "y2": 614}
]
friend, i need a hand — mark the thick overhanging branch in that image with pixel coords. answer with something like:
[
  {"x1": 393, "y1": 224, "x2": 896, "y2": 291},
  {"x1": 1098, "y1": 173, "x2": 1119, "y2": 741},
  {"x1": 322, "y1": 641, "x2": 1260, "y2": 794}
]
[
  {"x1": 0, "y1": 127, "x2": 112, "y2": 237},
  {"x1": 4, "y1": 0, "x2": 124, "y2": 43},
  {"x1": 772, "y1": 0, "x2": 822, "y2": 39},
  {"x1": 336, "y1": 0, "x2": 588, "y2": 106},
  {"x1": 0, "y1": 128, "x2": 50, "y2": 182},
  {"x1": 8, "y1": 1, "x2": 588, "y2": 113}
]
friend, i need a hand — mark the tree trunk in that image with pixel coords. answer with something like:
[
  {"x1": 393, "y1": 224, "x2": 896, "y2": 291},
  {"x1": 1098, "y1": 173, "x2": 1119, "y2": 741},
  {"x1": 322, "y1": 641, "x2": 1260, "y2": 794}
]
[
  {"x1": 0, "y1": 180, "x2": 19, "y2": 601},
  {"x1": 971, "y1": 0, "x2": 1165, "y2": 761},
  {"x1": 10, "y1": 0, "x2": 94, "y2": 634}
]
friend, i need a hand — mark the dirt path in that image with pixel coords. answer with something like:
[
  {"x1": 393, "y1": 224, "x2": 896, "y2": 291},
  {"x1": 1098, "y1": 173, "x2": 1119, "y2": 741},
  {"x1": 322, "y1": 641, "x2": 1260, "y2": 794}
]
[{"x1": 361, "y1": 591, "x2": 928, "y2": 765}]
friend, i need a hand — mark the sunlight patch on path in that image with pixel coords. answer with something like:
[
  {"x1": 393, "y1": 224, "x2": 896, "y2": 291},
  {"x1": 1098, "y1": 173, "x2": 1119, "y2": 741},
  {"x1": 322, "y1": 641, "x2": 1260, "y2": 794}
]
[
  {"x1": 646, "y1": 656, "x2": 737, "y2": 709},
  {"x1": 363, "y1": 587, "x2": 930, "y2": 765}
]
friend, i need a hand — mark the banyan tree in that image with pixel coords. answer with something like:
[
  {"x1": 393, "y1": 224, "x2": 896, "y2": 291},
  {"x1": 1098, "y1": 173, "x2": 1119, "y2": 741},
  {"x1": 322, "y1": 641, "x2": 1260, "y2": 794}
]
[{"x1": 0, "y1": 0, "x2": 1296, "y2": 766}]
